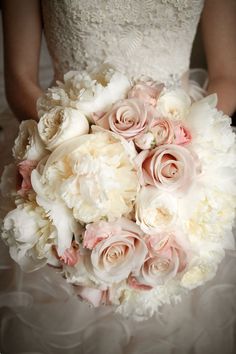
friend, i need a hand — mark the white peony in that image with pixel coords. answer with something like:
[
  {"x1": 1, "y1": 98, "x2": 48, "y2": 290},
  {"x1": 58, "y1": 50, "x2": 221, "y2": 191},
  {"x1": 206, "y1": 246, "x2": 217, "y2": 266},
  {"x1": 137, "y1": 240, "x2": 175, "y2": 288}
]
[
  {"x1": 157, "y1": 89, "x2": 191, "y2": 121},
  {"x1": 179, "y1": 185, "x2": 236, "y2": 249},
  {"x1": 38, "y1": 107, "x2": 89, "y2": 151},
  {"x1": 37, "y1": 68, "x2": 131, "y2": 122},
  {"x1": 13, "y1": 120, "x2": 47, "y2": 161},
  {"x1": 1, "y1": 200, "x2": 58, "y2": 271},
  {"x1": 32, "y1": 130, "x2": 138, "y2": 226},
  {"x1": 135, "y1": 186, "x2": 178, "y2": 234},
  {"x1": 181, "y1": 261, "x2": 217, "y2": 290}
]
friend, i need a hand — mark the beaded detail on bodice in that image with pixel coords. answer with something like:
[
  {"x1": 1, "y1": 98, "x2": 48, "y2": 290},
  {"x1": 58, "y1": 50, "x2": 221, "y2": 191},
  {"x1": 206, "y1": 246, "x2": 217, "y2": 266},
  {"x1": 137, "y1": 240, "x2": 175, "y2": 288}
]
[{"x1": 41, "y1": 0, "x2": 204, "y2": 86}]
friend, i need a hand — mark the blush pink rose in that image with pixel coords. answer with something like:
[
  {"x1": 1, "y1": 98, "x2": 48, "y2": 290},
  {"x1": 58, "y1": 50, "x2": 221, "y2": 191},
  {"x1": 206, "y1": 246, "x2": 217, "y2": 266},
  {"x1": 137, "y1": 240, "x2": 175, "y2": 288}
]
[
  {"x1": 173, "y1": 121, "x2": 192, "y2": 145},
  {"x1": 83, "y1": 218, "x2": 148, "y2": 284},
  {"x1": 128, "y1": 81, "x2": 164, "y2": 107},
  {"x1": 60, "y1": 241, "x2": 80, "y2": 266},
  {"x1": 94, "y1": 99, "x2": 150, "y2": 140},
  {"x1": 136, "y1": 144, "x2": 196, "y2": 193},
  {"x1": 150, "y1": 118, "x2": 175, "y2": 146},
  {"x1": 132, "y1": 234, "x2": 187, "y2": 287},
  {"x1": 76, "y1": 286, "x2": 107, "y2": 307},
  {"x1": 17, "y1": 160, "x2": 38, "y2": 196}
]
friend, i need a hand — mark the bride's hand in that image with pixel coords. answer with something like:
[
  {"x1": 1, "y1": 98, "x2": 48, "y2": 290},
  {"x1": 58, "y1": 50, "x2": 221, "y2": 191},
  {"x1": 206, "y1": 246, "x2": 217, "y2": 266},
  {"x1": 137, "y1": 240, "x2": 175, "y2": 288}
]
[
  {"x1": 201, "y1": 0, "x2": 236, "y2": 117},
  {"x1": 2, "y1": 0, "x2": 44, "y2": 122}
]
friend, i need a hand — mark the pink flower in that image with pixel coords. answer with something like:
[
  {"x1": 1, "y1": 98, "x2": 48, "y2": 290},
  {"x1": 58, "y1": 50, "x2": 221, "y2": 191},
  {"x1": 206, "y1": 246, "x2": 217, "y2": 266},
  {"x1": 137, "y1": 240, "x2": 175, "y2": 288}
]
[
  {"x1": 17, "y1": 160, "x2": 38, "y2": 196},
  {"x1": 173, "y1": 121, "x2": 192, "y2": 145},
  {"x1": 132, "y1": 234, "x2": 187, "y2": 287},
  {"x1": 76, "y1": 286, "x2": 107, "y2": 307},
  {"x1": 150, "y1": 118, "x2": 175, "y2": 146},
  {"x1": 136, "y1": 144, "x2": 196, "y2": 193},
  {"x1": 83, "y1": 221, "x2": 121, "y2": 250},
  {"x1": 83, "y1": 218, "x2": 148, "y2": 284},
  {"x1": 128, "y1": 81, "x2": 164, "y2": 107},
  {"x1": 60, "y1": 241, "x2": 80, "y2": 266},
  {"x1": 94, "y1": 99, "x2": 150, "y2": 140}
]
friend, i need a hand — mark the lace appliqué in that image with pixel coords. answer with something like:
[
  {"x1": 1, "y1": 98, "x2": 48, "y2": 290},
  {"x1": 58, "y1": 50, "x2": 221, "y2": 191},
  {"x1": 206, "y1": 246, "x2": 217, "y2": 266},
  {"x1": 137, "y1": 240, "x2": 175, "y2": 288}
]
[{"x1": 42, "y1": 0, "x2": 204, "y2": 87}]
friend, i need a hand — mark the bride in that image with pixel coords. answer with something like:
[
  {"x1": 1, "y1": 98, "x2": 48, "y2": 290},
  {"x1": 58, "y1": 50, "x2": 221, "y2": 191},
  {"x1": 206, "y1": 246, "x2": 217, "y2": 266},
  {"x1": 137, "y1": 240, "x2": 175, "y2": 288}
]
[{"x1": 0, "y1": 1, "x2": 236, "y2": 353}]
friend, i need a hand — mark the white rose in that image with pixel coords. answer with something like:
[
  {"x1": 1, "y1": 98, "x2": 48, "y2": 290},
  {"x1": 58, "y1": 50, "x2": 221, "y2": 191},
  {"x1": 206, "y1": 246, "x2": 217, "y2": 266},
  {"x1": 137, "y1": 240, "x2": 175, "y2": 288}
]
[
  {"x1": 1, "y1": 200, "x2": 58, "y2": 271},
  {"x1": 38, "y1": 107, "x2": 89, "y2": 151},
  {"x1": 13, "y1": 120, "x2": 47, "y2": 161},
  {"x1": 157, "y1": 89, "x2": 191, "y2": 121},
  {"x1": 135, "y1": 186, "x2": 178, "y2": 234}
]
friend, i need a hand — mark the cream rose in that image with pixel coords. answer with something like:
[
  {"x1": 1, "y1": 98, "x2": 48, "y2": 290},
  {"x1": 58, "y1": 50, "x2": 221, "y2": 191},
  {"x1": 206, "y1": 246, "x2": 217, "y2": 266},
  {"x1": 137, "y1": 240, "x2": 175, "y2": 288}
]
[
  {"x1": 38, "y1": 107, "x2": 89, "y2": 151},
  {"x1": 157, "y1": 89, "x2": 191, "y2": 121},
  {"x1": 136, "y1": 144, "x2": 197, "y2": 193},
  {"x1": 1, "y1": 200, "x2": 58, "y2": 271},
  {"x1": 83, "y1": 218, "x2": 148, "y2": 284},
  {"x1": 94, "y1": 99, "x2": 150, "y2": 140},
  {"x1": 13, "y1": 120, "x2": 47, "y2": 161},
  {"x1": 135, "y1": 186, "x2": 178, "y2": 234}
]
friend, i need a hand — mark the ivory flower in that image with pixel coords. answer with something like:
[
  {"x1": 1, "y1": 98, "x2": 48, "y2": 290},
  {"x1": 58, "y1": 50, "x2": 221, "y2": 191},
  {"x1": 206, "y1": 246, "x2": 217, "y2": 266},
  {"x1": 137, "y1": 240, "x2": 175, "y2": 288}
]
[
  {"x1": 37, "y1": 68, "x2": 131, "y2": 122},
  {"x1": 135, "y1": 186, "x2": 178, "y2": 234},
  {"x1": 38, "y1": 107, "x2": 89, "y2": 150},
  {"x1": 33, "y1": 130, "x2": 138, "y2": 225},
  {"x1": 13, "y1": 120, "x2": 47, "y2": 161},
  {"x1": 157, "y1": 89, "x2": 191, "y2": 121},
  {"x1": 1, "y1": 200, "x2": 58, "y2": 271}
]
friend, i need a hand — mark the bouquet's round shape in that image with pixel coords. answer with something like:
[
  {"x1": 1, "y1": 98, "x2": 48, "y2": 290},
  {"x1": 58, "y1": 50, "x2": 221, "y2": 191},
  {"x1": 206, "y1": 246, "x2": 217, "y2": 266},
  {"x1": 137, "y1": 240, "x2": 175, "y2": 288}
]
[{"x1": 1, "y1": 67, "x2": 235, "y2": 320}]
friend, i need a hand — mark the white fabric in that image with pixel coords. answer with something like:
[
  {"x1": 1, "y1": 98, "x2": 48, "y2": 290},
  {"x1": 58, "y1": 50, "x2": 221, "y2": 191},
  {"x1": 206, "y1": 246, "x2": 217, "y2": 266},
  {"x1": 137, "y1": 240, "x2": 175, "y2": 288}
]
[
  {"x1": 0, "y1": 1, "x2": 236, "y2": 353},
  {"x1": 41, "y1": 0, "x2": 204, "y2": 85}
]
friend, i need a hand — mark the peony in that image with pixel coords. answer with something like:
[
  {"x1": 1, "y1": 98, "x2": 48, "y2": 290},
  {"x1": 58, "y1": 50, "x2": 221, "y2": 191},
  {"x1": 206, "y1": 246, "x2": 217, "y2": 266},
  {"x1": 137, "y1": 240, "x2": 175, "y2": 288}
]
[
  {"x1": 136, "y1": 144, "x2": 197, "y2": 193},
  {"x1": 157, "y1": 89, "x2": 191, "y2": 121},
  {"x1": 37, "y1": 68, "x2": 131, "y2": 122},
  {"x1": 32, "y1": 130, "x2": 138, "y2": 226},
  {"x1": 181, "y1": 262, "x2": 217, "y2": 290},
  {"x1": 135, "y1": 186, "x2": 178, "y2": 234},
  {"x1": 1, "y1": 200, "x2": 58, "y2": 271},
  {"x1": 38, "y1": 107, "x2": 89, "y2": 151},
  {"x1": 94, "y1": 99, "x2": 150, "y2": 140},
  {"x1": 128, "y1": 80, "x2": 164, "y2": 106},
  {"x1": 133, "y1": 234, "x2": 187, "y2": 287},
  {"x1": 83, "y1": 218, "x2": 148, "y2": 284},
  {"x1": 13, "y1": 120, "x2": 47, "y2": 161}
]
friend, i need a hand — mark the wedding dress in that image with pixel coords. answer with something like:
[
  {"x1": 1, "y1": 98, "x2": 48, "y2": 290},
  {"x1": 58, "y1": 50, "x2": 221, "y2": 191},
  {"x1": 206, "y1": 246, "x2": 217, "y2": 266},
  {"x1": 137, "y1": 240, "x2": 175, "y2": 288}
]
[{"x1": 0, "y1": 1, "x2": 236, "y2": 353}]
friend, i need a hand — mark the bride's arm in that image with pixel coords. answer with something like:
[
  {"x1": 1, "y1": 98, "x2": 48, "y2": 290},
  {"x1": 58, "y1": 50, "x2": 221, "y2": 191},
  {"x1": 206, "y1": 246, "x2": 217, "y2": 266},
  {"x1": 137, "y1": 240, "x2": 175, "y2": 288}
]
[
  {"x1": 201, "y1": 0, "x2": 236, "y2": 117},
  {"x1": 2, "y1": 0, "x2": 43, "y2": 121}
]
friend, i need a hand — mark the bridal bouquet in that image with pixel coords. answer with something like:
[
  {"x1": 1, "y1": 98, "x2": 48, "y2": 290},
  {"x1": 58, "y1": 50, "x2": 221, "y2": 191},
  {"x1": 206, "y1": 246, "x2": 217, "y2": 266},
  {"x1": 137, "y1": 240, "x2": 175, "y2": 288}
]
[{"x1": 1, "y1": 67, "x2": 235, "y2": 319}]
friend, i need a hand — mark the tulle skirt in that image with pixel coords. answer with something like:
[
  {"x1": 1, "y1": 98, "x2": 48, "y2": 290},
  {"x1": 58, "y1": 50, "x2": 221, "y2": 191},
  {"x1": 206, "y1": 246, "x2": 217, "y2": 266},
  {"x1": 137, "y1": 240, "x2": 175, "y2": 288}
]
[{"x1": 0, "y1": 70, "x2": 236, "y2": 354}]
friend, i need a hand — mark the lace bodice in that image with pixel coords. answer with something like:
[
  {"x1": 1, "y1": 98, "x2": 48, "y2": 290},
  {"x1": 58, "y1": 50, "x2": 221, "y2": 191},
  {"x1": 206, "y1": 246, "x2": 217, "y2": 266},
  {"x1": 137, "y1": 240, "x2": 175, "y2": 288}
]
[{"x1": 42, "y1": 0, "x2": 204, "y2": 86}]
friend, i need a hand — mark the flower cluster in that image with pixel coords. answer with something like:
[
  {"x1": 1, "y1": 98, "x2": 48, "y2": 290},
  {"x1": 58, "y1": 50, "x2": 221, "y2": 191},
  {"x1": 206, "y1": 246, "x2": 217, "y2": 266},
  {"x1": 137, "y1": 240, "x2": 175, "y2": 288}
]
[{"x1": 1, "y1": 67, "x2": 235, "y2": 320}]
